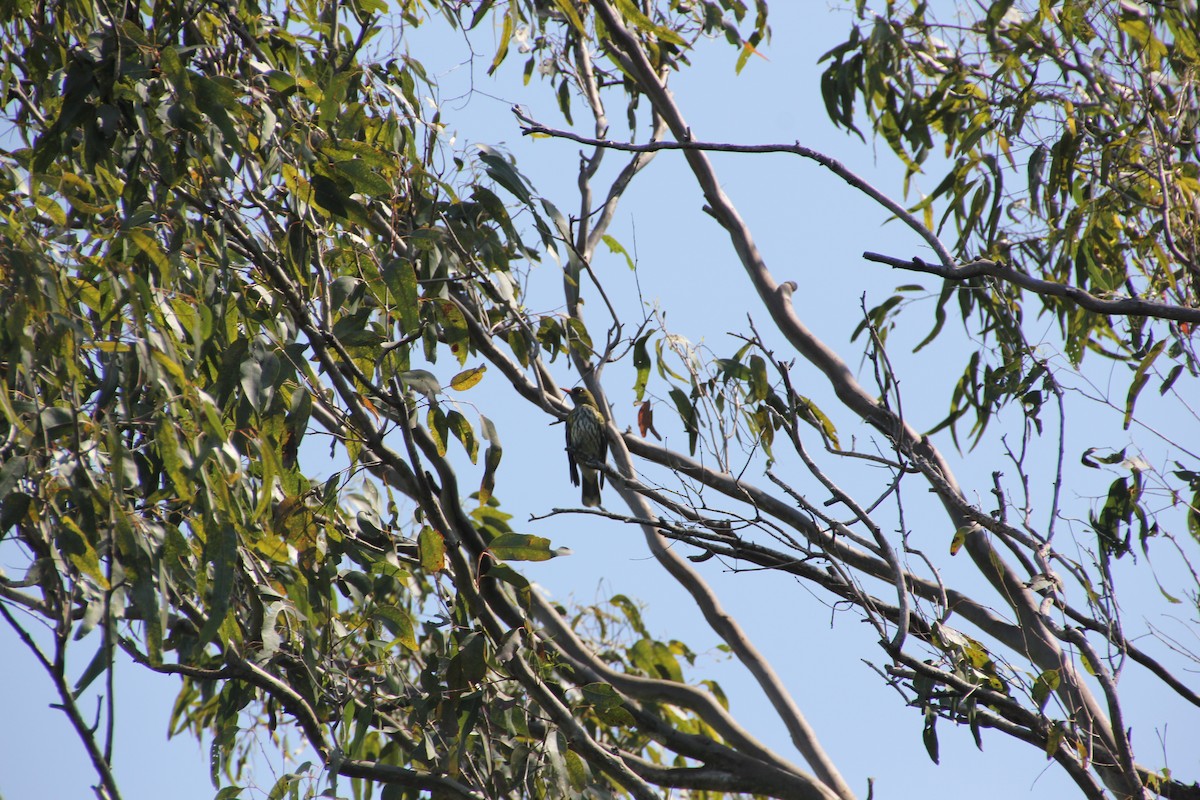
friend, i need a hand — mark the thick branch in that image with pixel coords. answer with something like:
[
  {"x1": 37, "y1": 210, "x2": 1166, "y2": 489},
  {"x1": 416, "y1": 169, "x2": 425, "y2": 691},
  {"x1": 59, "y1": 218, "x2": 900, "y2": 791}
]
[
  {"x1": 620, "y1": 749, "x2": 825, "y2": 800},
  {"x1": 863, "y1": 251, "x2": 1200, "y2": 324},
  {"x1": 517, "y1": 119, "x2": 1200, "y2": 327},
  {"x1": 335, "y1": 760, "x2": 486, "y2": 800},
  {"x1": 531, "y1": 594, "x2": 840, "y2": 800},
  {"x1": 587, "y1": 382, "x2": 853, "y2": 800},
  {"x1": 585, "y1": 2, "x2": 1134, "y2": 793}
]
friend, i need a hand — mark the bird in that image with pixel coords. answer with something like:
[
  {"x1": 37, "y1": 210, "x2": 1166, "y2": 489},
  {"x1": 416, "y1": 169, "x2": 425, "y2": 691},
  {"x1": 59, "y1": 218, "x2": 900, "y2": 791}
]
[{"x1": 564, "y1": 386, "x2": 607, "y2": 507}]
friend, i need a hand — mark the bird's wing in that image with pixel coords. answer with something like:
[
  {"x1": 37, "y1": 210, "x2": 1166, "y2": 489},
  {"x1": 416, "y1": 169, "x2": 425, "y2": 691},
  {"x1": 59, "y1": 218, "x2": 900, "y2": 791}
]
[
  {"x1": 566, "y1": 413, "x2": 580, "y2": 486},
  {"x1": 594, "y1": 406, "x2": 608, "y2": 488}
]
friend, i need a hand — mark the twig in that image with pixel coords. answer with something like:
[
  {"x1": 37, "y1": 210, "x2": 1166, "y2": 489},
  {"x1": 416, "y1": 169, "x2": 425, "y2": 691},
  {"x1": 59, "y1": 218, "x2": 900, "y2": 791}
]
[
  {"x1": 1, "y1": 602, "x2": 124, "y2": 800},
  {"x1": 516, "y1": 110, "x2": 955, "y2": 270}
]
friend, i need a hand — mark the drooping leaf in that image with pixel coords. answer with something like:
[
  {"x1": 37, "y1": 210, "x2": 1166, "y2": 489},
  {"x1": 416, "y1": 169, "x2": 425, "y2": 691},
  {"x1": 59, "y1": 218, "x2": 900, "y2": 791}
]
[
  {"x1": 479, "y1": 414, "x2": 503, "y2": 504},
  {"x1": 632, "y1": 332, "x2": 652, "y2": 402},
  {"x1": 488, "y1": 533, "x2": 567, "y2": 562},
  {"x1": 449, "y1": 364, "x2": 487, "y2": 391}
]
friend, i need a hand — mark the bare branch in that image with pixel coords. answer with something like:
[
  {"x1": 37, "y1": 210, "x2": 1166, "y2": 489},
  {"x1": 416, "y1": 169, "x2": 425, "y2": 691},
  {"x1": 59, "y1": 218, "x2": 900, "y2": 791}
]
[
  {"x1": 863, "y1": 251, "x2": 1200, "y2": 324},
  {"x1": 1, "y1": 602, "x2": 124, "y2": 800},
  {"x1": 513, "y1": 109, "x2": 955, "y2": 268}
]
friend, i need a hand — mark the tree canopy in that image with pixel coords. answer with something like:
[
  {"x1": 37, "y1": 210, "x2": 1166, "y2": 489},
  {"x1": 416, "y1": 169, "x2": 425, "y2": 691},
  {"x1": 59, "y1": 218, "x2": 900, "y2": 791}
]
[{"x1": 2, "y1": 1, "x2": 1199, "y2": 799}]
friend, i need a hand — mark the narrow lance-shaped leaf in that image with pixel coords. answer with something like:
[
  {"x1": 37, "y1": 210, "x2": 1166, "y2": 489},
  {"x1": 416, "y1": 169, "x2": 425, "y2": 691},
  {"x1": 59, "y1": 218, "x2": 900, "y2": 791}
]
[
  {"x1": 1124, "y1": 339, "x2": 1165, "y2": 430},
  {"x1": 668, "y1": 387, "x2": 699, "y2": 455},
  {"x1": 446, "y1": 409, "x2": 478, "y2": 463},
  {"x1": 602, "y1": 233, "x2": 637, "y2": 270},
  {"x1": 632, "y1": 332, "x2": 652, "y2": 402},
  {"x1": 478, "y1": 144, "x2": 532, "y2": 205},
  {"x1": 479, "y1": 414, "x2": 502, "y2": 504},
  {"x1": 193, "y1": 524, "x2": 238, "y2": 650}
]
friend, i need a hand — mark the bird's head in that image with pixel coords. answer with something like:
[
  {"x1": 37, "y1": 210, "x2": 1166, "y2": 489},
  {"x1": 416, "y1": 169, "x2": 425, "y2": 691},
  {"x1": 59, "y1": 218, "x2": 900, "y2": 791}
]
[{"x1": 564, "y1": 386, "x2": 598, "y2": 408}]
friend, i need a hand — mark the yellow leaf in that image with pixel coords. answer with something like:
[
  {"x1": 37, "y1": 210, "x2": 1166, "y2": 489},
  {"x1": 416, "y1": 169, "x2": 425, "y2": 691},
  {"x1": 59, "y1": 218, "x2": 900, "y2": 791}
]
[
  {"x1": 740, "y1": 40, "x2": 769, "y2": 62},
  {"x1": 950, "y1": 525, "x2": 969, "y2": 555},
  {"x1": 450, "y1": 365, "x2": 487, "y2": 391},
  {"x1": 552, "y1": 0, "x2": 586, "y2": 34},
  {"x1": 128, "y1": 228, "x2": 171, "y2": 276},
  {"x1": 418, "y1": 526, "x2": 445, "y2": 572}
]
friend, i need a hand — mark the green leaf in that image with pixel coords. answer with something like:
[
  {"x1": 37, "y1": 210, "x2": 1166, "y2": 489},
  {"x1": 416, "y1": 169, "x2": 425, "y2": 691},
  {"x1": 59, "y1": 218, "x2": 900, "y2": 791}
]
[
  {"x1": 266, "y1": 772, "x2": 298, "y2": 800},
  {"x1": 488, "y1": 3, "x2": 516, "y2": 75},
  {"x1": 484, "y1": 562, "x2": 532, "y2": 610},
  {"x1": 580, "y1": 682, "x2": 625, "y2": 711},
  {"x1": 1079, "y1": 653, "x2": 1098, "y2": 677},
  {"x1": 795, "y1": 394, "x2": 840, "y2": 449},
  {"x1": 923, "y1": 709, "x2": 940, "y2": 764},
  {"x1": 566, "y1": 317, "x2": 593, "y2": 358},
  {"x1": 239, "y1": 357, "x2": 264, "y2": 412},
  {"x1": 632, "y1": 333, "x2": 653, "y2": 402},
  {"x1": 382, "y1": 258, "x2": 420, "y2": 334},
  {"x1": 668, "y1": 387, "x2": 699, "y2": 455},
  {"x1": 1045, "y1": 723, "x2": 1065, "y2": 758},
  {"x1": 448, "y1": 632, "x2": 488, "y2": 688},
  {"x1": 630, "y1": 638, "x2": 683, "y2": 682},
  {"x1": 446, "y1": 409, "x2": 478, "y2": 463},
  {"x1": 1081, "y1": 447, "x2": 1126, "y2": 469},
  {"x1": 748, "y1": 354, "x2": 769, "y2": 402},
  {"x1": 564, "y1": 748, "x2": 589, "y2": 791},
  {"x1": 418, "y1": 525, "x2": 445, "y2": 572},
  {"x1": 1189, "y1": 489, "x2": 1200, "y2": 545},
  {"x1": 331, "y1": 158, "x2": 392, "y2": 198},
  {"x1": 610, "y1": 594, "x2": 649, "y2": 637},
  {"x1": 400, "y1": 369, "x2": 442, "y2": 399},
  {"x1": 551, "y1": 0, "x2": 587, "y2": 35},
  {"x1": 1032, "y1": 668, "x2": 1060, "y2": 711},
  {"x1": 612, "y1": 0, "x2": 685, "y2": 45},
  {"x1": 194, "y1": 524, "x2": 238, "y2": 650},
  {"x1": 479, "y1": 414, "x2": 503, "y2": 504},
  {"x1": 488, "y1": 533, "x2": 565, "y2": 562},
  {"x1": 1124, "y1": 340, "x2": 1165, "y2": 430},
  {"x1": 58, "y1": 516, "x2": 108, "y2": 589},
  {"x1": 427, "y1": 405, "x2": 448, "y2": 456},
  {"x1": 477, "y1": 144, "x2": 531, "y2": 205},
  {"x1": 371, "y1": 605, "x2": 418, "y2": 651},
  {"x1": 192, "y1": 75, "x2": 240, "y2": 146},
  {"x1": 73, "y1": 643, "x2": 112, "y2": 696},
  {"x1": 127, "y1": 228, "x2": 171, "y2": 280},
  {"x1": 601, "y1": 234, "x2": 636, "y2": 270}
]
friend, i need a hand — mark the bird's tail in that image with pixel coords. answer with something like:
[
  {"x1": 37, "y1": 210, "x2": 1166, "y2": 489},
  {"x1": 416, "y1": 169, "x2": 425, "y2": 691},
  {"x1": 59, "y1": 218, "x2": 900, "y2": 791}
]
[{"x1": 582, "y1": 471, "x2": 602, "y2": 508}]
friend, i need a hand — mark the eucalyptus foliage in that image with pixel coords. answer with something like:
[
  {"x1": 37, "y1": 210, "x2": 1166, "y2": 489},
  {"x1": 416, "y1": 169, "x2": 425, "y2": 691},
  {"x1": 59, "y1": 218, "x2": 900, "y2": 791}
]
[{"x1": 2, "y1": 1, "x2": 1199, "y2": 800}]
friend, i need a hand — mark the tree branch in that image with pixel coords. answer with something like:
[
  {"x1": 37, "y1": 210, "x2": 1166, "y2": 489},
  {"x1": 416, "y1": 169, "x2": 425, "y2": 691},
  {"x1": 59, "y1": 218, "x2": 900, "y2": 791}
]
[
  {"x1": 583, "y1": 2, "x2": 1136, "y2": 793},
  {"x1": 1, "y1": 602, "x2": 124, "y2": 800},
  {"x1": 514, "y1": 110, "x2": 955, "y2": 269},
  {"x1": 863, "y1": 251, "x2": 1200, "y2": 324}
]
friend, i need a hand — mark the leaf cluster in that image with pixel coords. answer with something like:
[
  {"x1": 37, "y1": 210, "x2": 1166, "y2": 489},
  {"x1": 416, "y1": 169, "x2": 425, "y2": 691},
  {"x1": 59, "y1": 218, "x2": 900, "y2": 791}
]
[{"x1": 821, "y1": 0, "x2": 1200, "y2": 439}]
